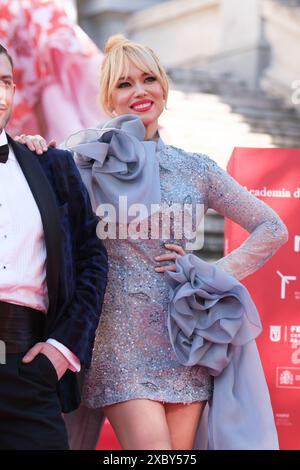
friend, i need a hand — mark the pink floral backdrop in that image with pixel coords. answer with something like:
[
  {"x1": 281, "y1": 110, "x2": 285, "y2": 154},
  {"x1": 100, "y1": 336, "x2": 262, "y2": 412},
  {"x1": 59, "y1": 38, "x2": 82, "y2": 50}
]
[{"x1": 0, "y1": 0, "x2": 107, "y2": 142}]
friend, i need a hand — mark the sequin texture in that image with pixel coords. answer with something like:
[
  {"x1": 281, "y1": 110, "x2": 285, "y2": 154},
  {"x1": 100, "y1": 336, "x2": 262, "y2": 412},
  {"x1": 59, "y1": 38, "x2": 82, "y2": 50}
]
[{"x1": 81, "y1": 142, "x2": 288, "y2": 408}]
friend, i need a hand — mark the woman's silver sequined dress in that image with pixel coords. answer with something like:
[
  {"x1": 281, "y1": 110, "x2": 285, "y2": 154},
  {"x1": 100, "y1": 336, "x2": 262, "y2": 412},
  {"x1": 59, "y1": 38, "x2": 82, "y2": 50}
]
[{"x1": 81, "y1": 141, "x2": 287, "y2": 408}]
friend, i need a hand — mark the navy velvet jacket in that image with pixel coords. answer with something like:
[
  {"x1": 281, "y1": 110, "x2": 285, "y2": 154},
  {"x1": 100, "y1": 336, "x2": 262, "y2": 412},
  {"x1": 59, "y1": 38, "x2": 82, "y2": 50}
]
[{"x1": 8, "y1": 135, "x2": 108, "y2": 412}]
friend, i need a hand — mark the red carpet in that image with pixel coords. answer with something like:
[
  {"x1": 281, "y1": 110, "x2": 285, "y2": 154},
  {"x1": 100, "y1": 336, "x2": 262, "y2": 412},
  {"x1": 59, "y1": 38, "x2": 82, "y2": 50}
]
[{"x1": 97, "y1": 419, "x2": 122, "y2": 450}]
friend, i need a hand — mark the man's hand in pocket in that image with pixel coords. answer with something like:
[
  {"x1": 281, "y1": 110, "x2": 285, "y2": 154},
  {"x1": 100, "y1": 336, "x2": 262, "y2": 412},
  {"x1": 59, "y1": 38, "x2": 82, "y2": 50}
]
[{"x1": 22, "y1": 342, "x2": 69, "y2": 380}]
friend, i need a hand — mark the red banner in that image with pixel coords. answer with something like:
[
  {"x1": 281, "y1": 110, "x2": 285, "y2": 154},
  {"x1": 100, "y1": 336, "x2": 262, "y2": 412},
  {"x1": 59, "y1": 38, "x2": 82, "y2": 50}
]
[{"x1": 225, "y1": 147, "x2": 300, "y2": 450}]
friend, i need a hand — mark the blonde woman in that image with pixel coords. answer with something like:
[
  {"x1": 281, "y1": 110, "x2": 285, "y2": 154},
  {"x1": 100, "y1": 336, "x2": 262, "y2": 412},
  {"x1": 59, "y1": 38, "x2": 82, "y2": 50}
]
[{"x1": 17, "y1": 34, "x2": 288, "y2": 450}]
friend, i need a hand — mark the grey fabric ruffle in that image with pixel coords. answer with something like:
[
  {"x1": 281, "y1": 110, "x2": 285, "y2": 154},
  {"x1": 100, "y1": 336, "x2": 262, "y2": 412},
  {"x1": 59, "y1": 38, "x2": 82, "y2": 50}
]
[
  {"x1": 65, "y1": 114, "x2": 161, "y2": 221},
  {"x1": 165, "y1": 254, "x2": 279, "y2": 450}
]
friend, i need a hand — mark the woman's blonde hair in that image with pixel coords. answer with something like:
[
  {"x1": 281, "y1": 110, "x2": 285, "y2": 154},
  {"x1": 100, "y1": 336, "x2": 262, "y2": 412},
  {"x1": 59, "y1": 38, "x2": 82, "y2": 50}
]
[{"x1": 100, "y1": 34, "x2": 169, "y2": 114}]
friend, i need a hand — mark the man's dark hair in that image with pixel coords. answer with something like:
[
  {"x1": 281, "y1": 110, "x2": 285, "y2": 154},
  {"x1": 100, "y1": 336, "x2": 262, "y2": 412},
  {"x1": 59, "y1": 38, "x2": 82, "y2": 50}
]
[{"x1": 0, "y1": 44, "x2": 14, "y2": 69}]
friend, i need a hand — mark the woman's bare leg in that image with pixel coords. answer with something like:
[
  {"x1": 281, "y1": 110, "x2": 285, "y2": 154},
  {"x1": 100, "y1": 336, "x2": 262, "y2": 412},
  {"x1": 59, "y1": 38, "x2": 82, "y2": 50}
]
[
  {"x1": 104, "y1": 399, "x2": 172, "y2": 450},
  {"x1": 165, "y1": 401, "x2": 207, "y2": 450}
]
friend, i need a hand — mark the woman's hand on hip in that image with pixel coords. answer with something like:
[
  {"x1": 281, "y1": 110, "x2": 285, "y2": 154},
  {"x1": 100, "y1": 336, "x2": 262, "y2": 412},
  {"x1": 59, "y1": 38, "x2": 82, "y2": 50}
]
[
  {"x1": 154, "y1": 243, "x2": 186, "y2": 273},
  {"x1": 14, "y1": 134, "x2": 57, "y2": 154}
]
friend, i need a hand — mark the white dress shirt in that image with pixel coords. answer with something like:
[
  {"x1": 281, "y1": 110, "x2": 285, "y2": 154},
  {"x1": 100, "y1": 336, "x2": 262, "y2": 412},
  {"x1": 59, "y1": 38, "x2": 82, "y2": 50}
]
[{"x1": 0, "y1": 130, "x2": 80, "y2": 371}]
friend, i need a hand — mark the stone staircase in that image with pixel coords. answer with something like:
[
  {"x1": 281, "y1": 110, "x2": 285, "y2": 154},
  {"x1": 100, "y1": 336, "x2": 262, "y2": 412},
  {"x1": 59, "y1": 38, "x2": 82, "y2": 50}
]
[{"x1": 159, "y1": 69, "x2": 300, "y2": 261}]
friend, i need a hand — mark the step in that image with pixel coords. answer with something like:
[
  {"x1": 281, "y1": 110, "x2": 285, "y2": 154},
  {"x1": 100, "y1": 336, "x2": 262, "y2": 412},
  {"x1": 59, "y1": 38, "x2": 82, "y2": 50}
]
[
  {"x1": 201, "y1": 234, "x2": 224, "y2": 253},
  {"x1": 226, "y1": 105, "x2": 297, "y2": 121},
  {"x1": 161, "y1": 118, "x2": 254, "y2": 133},
  {"x1": 169, "y1": 74, "x2": 266, "y2": 98},
  {"x1": 242, "y1": 117, "x2": 300, "y2": 132},
  {"x1": 246, "y1": 123, "x2": 300, "y2": 138},
  {"x1": 197, "y1": 253, "x2": 223, "y2": 263},
  {"x1": 162, "y1": 118, "x2": 300, "y2": 139},
  {"x1": 161, "y1": 129, "x2": 275, "y2": 145},
  {"x1": 204, "y1": 212, "x2": 224, "y2": 234},
  {"x1": 271, "y1": 135, "x2": 300, "y2": 147},
  {"x1": 221, "y1": 95, "x2": 287, "y2": 111}
]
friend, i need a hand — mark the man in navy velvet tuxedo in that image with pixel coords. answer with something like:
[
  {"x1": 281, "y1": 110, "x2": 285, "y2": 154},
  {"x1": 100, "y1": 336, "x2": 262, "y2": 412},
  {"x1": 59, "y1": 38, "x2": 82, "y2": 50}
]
[{"x1": 0, "y1": 44, "x2": 108, "y2": 449}]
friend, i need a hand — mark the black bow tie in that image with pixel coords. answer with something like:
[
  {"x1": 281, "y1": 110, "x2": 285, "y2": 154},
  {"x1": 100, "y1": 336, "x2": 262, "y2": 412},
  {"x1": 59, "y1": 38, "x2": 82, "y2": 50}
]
[{"x1": 0, "y1": 144, "x2": 9, "y2": 164}]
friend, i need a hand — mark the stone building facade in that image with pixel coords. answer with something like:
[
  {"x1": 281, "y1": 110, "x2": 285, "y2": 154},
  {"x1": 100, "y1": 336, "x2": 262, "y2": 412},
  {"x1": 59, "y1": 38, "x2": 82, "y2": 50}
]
[{"x1": 69, "y1": 0, "x2": 300, "y2": 111}]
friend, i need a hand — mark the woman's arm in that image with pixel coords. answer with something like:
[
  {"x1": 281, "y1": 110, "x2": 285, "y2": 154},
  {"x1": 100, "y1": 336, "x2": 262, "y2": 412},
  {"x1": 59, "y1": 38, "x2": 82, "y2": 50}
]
[{"x1": 203, "y1": 155, "x2": 288, "y2": 281}]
